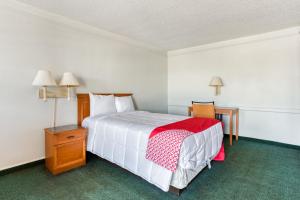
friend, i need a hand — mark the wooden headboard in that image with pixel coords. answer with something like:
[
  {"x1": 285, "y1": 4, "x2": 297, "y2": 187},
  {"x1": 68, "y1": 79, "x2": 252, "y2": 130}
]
[{"x1": 77, "y1": 93, "x2": 133, "y2": 125}]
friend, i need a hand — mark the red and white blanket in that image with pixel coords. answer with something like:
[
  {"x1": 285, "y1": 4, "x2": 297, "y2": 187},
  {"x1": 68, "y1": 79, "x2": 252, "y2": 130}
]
[{"x1": 146, "y1": 117, "x2": 224, "y2": 172}]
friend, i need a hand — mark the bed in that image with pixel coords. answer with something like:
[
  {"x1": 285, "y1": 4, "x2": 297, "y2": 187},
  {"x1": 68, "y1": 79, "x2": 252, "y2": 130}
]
[{"x1": 77, "y1": 93, "x2": 223, "y2": 194}]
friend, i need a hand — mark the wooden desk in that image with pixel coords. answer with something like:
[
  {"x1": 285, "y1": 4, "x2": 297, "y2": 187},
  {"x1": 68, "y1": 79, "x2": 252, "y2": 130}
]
[{"x1": 188, "y1": 106, "x2": 239, "y2": 146}]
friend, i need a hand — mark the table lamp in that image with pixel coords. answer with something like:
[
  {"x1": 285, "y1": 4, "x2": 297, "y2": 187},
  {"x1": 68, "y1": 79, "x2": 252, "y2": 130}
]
[
  {"x1": 59, "y1": 72, "x2": 80, "y2": 100},
  {"x1": 32, "y1": 70, "x2": 57, "y2": 101},
  {"x1": 209, "y1": 76, "x2": 223, "y2": 95}
]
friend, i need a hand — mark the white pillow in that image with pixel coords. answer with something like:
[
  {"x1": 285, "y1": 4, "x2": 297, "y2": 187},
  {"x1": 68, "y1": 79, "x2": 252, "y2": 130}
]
[
  {"x1": 89, "y1": 93, "x2": 117, "y2": 116},
  {"x1": 115, "y1": 96, "x2": 135, "y2": 112}
]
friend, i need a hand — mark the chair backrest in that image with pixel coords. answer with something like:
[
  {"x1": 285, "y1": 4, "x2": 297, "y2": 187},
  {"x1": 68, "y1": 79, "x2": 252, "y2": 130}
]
[{"x1": 192, "y1": 101, "x2": 215, "y2": 119}]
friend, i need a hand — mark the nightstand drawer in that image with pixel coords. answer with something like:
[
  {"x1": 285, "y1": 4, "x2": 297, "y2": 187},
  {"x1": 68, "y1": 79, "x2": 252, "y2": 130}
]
[
  {"x1": 53, "y1": 129, "x2": 86, "y2": 145},
  {"x1": 54, "y1": 140, "x2": 85, "y2": 170}
]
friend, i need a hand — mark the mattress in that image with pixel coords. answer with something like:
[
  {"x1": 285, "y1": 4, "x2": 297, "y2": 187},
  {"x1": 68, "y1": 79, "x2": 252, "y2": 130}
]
[{"x1": 82, "y1": 111, "x2": 223, "y2": 191}]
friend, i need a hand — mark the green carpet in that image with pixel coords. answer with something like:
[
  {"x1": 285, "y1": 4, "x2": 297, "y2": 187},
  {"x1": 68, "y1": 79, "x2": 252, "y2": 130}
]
[{"x1": 0, "y1": 138, "x2": 299, "y2": 200}]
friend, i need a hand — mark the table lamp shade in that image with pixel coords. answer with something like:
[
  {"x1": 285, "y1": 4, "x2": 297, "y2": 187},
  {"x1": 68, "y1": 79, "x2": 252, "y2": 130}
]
[
  {"x1": 209, "y1": 77, "x2": 223, "y2": 86},
  {"x1": 32, "y1": 70, "x2": 57, "y2": 86},
  {"x1": 59, "y1": 72, "x2": 79, "y2": 86}
]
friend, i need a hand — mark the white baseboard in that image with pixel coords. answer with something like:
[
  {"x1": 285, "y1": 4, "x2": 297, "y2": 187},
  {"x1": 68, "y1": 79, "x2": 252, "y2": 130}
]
[{"x1": 0, "y1": 157, "x2": 45, "y2": 171}]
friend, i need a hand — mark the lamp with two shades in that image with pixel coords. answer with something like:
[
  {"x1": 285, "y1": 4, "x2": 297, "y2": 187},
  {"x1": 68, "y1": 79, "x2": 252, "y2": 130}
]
[{"x1": 32, "y1": 70, "x2": 80, "y2": 127}]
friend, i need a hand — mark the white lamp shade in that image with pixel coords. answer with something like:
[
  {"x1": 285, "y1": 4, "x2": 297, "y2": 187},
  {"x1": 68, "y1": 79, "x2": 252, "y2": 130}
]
[
  {"x1": 32, "y1": 70, "x2": 57, "y2": 86},
  {"x1": 59, "y1": 72, "x2": 79, "y2": 86},
  {"x1": 209, "y1": 77, "x2": 223, "y2": 86}
]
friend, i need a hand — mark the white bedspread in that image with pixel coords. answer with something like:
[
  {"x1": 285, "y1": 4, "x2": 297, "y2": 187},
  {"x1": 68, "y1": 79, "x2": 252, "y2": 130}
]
[{"x1": 82, "y1": 111, "x2": 223, "y2": 191}]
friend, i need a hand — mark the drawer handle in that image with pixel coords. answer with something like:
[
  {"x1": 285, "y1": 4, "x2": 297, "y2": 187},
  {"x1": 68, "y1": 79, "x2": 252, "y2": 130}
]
[{"x1": 66, "y1": 135, "x2": 75, "y2": 139}]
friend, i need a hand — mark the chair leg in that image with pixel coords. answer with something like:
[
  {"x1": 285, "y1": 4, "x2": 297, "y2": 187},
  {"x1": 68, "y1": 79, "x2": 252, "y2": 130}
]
[{"x1": 216, "y1": 114, "x2": 223, "y2": 121}]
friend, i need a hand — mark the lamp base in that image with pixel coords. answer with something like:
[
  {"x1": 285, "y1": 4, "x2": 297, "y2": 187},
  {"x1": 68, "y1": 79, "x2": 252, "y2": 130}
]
[
  {"x1": 39, "y1": 87, "x2": 68, "y2": 99},
  {"x1": 215, "y1": 86, "x2": 221, "y2": 96}
]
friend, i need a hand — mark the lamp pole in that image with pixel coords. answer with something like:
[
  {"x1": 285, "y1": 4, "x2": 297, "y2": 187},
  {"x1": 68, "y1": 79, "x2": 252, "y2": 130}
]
[{"x1": 53, "y1": 97, "x2": 57, "y2": 128}]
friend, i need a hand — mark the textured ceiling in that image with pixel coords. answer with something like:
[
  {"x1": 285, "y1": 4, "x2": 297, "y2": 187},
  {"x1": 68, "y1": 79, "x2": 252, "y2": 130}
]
[{"x1": 16, "y1": 0, "x2": 300, "y2": 50}]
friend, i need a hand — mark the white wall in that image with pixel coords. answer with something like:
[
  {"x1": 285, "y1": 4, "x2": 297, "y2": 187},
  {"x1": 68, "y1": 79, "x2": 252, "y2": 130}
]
[
  {"x1": 0, "y1": 2, "x2": 167, "y2": 170},
  {"x1": 168, "y1": 27, "x2": 300, "y2": 146}
]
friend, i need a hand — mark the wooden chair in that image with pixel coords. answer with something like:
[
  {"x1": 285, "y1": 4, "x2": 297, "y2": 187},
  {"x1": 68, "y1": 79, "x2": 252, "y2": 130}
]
[{"x1": 191, "y1": 101, "x2": 216, "y2": 119}]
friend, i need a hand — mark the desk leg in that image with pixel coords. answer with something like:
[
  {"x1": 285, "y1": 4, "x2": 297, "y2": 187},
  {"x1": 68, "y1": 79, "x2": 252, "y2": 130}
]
[
  {"x1": 236, "y1": 110, "x2": 239, "y2": 141},
  {"x1": 229, "y1": 111, "x2": 233, "y2": 146}
]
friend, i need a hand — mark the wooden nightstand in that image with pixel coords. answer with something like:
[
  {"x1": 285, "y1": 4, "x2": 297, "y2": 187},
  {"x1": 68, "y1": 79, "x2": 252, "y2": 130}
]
[{"x1": 45, "y1": 125, "x2": 87, "y2": 175}]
